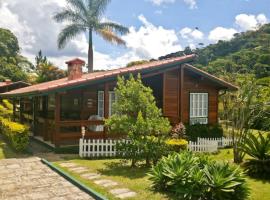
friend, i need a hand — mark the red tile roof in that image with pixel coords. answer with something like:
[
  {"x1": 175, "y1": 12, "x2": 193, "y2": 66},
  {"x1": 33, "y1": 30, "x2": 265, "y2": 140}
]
[{"x1": 0, "y1": 54, "x2": 237, "y2": 97}]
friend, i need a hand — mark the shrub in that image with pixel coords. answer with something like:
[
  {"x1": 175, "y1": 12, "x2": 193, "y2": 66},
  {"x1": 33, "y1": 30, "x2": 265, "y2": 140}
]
[
  {"x1": 106, "y1": 75, "x2": 171, "y2": 166},
  {"x1": 240, "y1": 133, "x2": 270, "y2": 179},
  {"x1": 166, "y1": 138, "x2": 188, "y2": 152},
  {"x1": 149, "y1": 151, "x2": 249, "y2": 200},
  {"x1": 0, "y1": 117, "x2": 29, "y2": 151},
  {"x1": 0, "y1": 104, "x2": 12, "y2": 118},
  {"x1": 2, "y1": 99, "x2": 13, "y2": 110},
  {"x1": 171, "y1": 122, "x2": 186, "y2": 139},
  {"x1": 186, "y1": 124, "x2": 223, "y2": 141}
]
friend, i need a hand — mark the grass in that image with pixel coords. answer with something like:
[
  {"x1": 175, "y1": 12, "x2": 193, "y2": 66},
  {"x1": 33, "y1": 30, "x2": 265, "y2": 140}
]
[
  {"x1": 55, "y1": 159, "x2": 171, "y2": 200},
  {"x1": 55, "y1": 149, "x2": 270, "y2": 200},
  {"x1": 211, "y1": 149, "x2": 270, "y2": 200}
]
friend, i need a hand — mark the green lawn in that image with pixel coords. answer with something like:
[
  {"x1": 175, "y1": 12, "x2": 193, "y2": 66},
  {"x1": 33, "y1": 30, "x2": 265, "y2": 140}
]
[{"x1": 55, "y1": 150, "x2": 270, "y2": 200}]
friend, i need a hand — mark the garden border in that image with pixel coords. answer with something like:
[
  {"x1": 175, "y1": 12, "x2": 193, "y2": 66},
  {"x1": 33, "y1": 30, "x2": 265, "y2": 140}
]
[{"x1": 41, "y1": 158, "x2": 107, "y2": 200}]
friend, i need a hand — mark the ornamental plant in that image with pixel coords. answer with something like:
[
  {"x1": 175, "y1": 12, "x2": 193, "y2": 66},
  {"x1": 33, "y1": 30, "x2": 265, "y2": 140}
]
[
  {"x1": 105, "y1": 74, "x2": 171, "y2": 167},
  {"x1": 149, "y1": 151, "x2": 249, "y2": 200}
]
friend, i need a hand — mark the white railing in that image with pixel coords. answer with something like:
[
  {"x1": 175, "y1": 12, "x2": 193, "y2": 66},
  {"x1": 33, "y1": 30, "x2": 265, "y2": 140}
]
[
  {"x1": 79, "y1": 137, "x2": 233, "y2": 157},
  {"x1": 79, "y1": 138, "x2": 131, "y2": 158},
  {"x1": 188, "y1": 140, "x2": 218, "y2": 153},
  {"x1": 197, "y1": 137, "x2": 233, "y2": 148}
]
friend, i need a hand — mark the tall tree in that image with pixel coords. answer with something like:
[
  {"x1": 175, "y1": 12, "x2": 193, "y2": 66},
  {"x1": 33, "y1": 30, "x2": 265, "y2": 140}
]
[{"x1": 54, "y1": 0, "x2": 129, "y2": 72}]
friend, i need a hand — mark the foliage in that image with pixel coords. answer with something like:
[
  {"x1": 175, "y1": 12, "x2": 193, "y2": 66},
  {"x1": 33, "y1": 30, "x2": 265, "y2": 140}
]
[
  {"x1": 126, "y1": 60, "x2": 149, "y2": 67},
  {"x1": 186, "y1": 124, "x2": 223, "y2": 141},
  {"x1": 0, "y1": 28, "x2": 33, "y2": 82},
  {"x1": 53, "y1": 0, "x2": 129, "y2": 72},
  {"x1": 149, "y1": 151, "x2": 249, "y2": 200},
  {"x1": 2, "y1": 99, "x2": 13, "y2": 111},
  {"x1": 240, "y1": 133, "x2": 270, "y2": 179},
  {"x1": 0, "y1": 100, "x2": 13, "y2": 118},
  {"x1": 223, "y1": 79, "x2": 264, "y2": 163},
  {"x1": 171, "y1": 122, "x2": 186, "y2": 139},
  {"x1": 165, "y1": 138, "x2": 188, "y2": 152},
  {"x1": 105, "y1": 74, "x2": 171, "y2": 166},
  {"x1": 0, "y1": 117, "x2": 29, "y2": 152}
]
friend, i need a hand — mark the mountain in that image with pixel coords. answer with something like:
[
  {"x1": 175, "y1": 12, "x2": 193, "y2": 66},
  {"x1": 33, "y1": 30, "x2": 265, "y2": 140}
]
[{"x1": 159, "y1": 23, "x2": 270, "y2": 82}]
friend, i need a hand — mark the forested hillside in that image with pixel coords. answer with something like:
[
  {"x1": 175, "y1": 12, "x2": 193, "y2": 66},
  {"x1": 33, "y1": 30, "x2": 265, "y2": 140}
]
[{"x1": 160, "y1": 23, "x2": 270, "y2": 82}]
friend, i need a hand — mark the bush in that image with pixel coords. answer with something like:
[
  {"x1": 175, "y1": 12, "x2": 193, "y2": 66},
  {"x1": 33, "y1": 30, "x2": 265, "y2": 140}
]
[
  {"x1": 149, "y1": 151, "x2": 249, "y2": 200},
  {"x1": 240, "y1": 133, "x2": 270, "y2": 179},
  {"x1": 165, "y1": 138, "x2": 188, "y2": 152},
  {"x1": 0, "y1": 117, "x2": 29, "y2": 151},
  {"x1": 186, "y1": 124, "x2": 223, "y2": 141},
  {"x1": 0, "y1": 104, "x2": 12, "y2": 118},
  {"x1": 2, "y1": 99, "x2": 13, "y2": 110},
  {"x1": 171, "y1": 122, "x2": 186, "y2": 139}
]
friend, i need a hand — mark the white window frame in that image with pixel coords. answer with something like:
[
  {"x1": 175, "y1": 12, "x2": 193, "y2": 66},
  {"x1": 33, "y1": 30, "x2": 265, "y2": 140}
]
[
  {"x1": 189, "y1": 93, "x2": 208, "y2": 125},
  {"x1": 109, "y1": 91, "x2": 116, "y2": 116},
  {"x1": 97, "y1": 91, "x2": 104, "y2": 118}
]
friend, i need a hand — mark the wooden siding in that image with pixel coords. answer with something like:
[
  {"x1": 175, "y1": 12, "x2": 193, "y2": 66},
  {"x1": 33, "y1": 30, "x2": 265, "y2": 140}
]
[
  {"x1": 163, "y1": 69, "x2": 179, "y2": 123},
  {"x1": 182, "y1": 69, "x2": 219, "y2": 124}
]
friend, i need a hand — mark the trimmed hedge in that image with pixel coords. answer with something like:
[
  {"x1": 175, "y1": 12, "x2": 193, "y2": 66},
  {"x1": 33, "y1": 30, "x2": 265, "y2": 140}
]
[
  {"x1": 186, "y1": 124, "x2": 223, "y2": 141},
  {"x1": 0, "y1": 117, "x2": 29, "y2": 152}
]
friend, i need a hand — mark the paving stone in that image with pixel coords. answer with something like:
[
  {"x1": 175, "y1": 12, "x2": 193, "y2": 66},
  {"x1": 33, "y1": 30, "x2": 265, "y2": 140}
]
[
  {"x1": 69, "y1": 166, "x2": 89, "y2": 173},
  {"x1": 94, "y1": 179, "x2": 118, "y2": 187},
  {"x1": 0, "y1": 157, "x2": 94, "y2": 200},
  {"x1": 59, "y1": 162, "x2": 79, "y2": 168},
  {"x1": 110, "y1": 188, "x2": 131, "y2": 195},
  {"x1": 116, "y1": 191, "x2": 137, "y2": 199},
  {"x1": 81, "y1": 173, "x2": 101, "y2": 180}
]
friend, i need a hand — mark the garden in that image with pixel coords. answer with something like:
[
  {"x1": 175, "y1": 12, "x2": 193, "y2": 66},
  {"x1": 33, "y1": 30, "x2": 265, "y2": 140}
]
[{"x1": 55, "y1": 75, "x2": 270, "y2": 200}]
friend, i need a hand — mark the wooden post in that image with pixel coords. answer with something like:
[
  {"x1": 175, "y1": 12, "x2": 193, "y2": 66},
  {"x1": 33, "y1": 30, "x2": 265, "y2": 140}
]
[
  {"x1": 54, "y1": 93, "x2": 61, "y2": 147},
  {"x1": 19, "y1": 98, "x2": 23, "y2": 123},
  {"x1": 180, "y1": 65, "x2": 184, "y2": 122},
  {"x1": 12, "y1": 98, "x2": 16, "y2": 121},
  {"x1": 104, "y1": 83, "x2": 109, "y2": 138}
]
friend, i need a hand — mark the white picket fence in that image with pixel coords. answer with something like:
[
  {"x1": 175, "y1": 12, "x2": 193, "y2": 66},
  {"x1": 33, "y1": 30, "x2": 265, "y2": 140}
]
[
  {"x1": 197, "y1": 137, "x2": 233, "y2": 148},
  {"x1": 79, "y1": 137, "x2": 233, "y2": 157}
]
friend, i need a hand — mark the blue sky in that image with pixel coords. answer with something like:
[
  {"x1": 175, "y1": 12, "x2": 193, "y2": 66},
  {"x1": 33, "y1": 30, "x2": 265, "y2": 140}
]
[{"x1": 0, "y1": 0, "x2": 269, "y2": 70}]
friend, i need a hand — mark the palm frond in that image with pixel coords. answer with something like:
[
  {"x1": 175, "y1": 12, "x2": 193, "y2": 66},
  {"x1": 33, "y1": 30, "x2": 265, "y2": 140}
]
[
  {"x1": 66, "y1": 0, "x2": 88, "y2": 16},
  {"x1": 53, "y1": 9, "x2": 87, "y2": 24},
  {"x1": 91, "y1": 0, "x2": 111, "y2": 18},
  {"x1": 95, "y1": 28, "x2": 126, "y2": 45},
  {"x1": 57, "y1": 24, "x2": 86, "y2": 49},
  {"x1": 99, "y1": 22, "x2": 129, "y2": 35}
]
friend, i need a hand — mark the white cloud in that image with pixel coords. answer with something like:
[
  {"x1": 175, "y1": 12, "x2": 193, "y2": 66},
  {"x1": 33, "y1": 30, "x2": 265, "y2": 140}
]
[
  {"x1": 122, "y1": 14, "x2": 182, "y2": 59},
  {"x1": 183, "y1": 0, "x2": 197, "y2": 9},
  {"x1": 208, "y1": 27, "x2": 238, "y2": 42},
  {"x1": 149, "y1": 0, "x2": 175, "y2": 6},
  {"x1": 180, "y1": 27, "x2": 204, "y2": 41},
  {"x1": 235, "y1": 13, "x2": 268, "y2": 31}
]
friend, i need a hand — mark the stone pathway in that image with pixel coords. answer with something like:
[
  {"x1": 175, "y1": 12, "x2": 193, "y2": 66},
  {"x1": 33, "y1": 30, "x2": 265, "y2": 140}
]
[
  {"x1": 60, "y1": 162, "x2": 137, "y2": 199},
  {"x1": 0, "y1": 157, "x2": 94, "y2": 200}
]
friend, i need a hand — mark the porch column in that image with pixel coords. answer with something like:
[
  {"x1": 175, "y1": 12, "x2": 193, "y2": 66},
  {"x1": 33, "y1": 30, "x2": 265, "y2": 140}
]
[
  {"x1": 12, "y1": 98, "x2": 16, "y2": 121},
  {"x1": 104, "y1": 83, "x2": 109, "y2": 119},
  {"x1": 19, "y1": 98, "x2": 23, "y2": 123},
  {"x1": 179, "y1": 65, "x2": 184, "y2": 122},
  {"x1": 54, "y1": 93, "x2": 60, "y2": 147}
]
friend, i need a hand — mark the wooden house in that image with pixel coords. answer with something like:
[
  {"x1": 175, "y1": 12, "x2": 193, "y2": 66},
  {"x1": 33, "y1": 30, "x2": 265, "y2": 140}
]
[{"x1": 0, "y1": 55, "x2": 237, "y2": 147}]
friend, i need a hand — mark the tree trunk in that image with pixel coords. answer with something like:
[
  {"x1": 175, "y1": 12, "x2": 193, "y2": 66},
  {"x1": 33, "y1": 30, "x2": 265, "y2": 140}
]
[{"x1": 88, "y1": 29, "x2": 93, "y2": 73}]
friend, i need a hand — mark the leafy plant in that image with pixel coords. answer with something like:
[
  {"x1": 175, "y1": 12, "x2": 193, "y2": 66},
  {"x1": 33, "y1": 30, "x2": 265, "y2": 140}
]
[
  {"x1": 149, "y1": 151, "x2": 249, "y2": 200},
  {"x1": 240, "y1": 132, "x2": 270, "y2": 179},
  {"x1": 165, "y1": 138, "x2": 188, "y2": 152},
  {"x1": 186, "y1": 124, "x2": 223, "y2": 141},
  {"x1": 171, "y1": 122, "x2": 186, "y2": 139},
  {"x1": 0, "y1": 117, "x2": 29, "y2": 151},
  {"x1": 106, "y1": 75, "x2": 171, "y2": 166}
]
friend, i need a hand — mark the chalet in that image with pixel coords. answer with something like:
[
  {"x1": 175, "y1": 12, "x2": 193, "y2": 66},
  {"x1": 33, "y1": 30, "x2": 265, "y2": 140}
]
[{"x1": 0, "y1": 55, "x2": 237, "y2": 147}]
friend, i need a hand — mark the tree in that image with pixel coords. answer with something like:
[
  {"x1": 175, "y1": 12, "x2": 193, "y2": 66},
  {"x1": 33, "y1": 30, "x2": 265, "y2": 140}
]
[
  {"x1": 34, "y1": 50, "x2": 66, "y2": 83},
  {"x1": 223, "y1": 79, "x2": 264, "y2": 163},
  {"x1": 0, "y1": 28, "x2": 19, "y2": 57},
  {"x1": 53, "y1": 0, "x2": 129, "y2": 72},
  {"x1": 105, "y1": 74, "x2": 171, "y2": 167}
]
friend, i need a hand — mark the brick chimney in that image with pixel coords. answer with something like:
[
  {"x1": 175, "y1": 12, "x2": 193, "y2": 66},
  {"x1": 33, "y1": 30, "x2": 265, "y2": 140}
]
[{"x1": 65, "y1": 58, "x2": 85, "y2": 81}]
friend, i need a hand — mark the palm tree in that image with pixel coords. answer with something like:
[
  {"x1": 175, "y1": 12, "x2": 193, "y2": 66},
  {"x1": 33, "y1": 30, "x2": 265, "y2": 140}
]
[{"x1": 53, "y1": 0, "x2": 129, "y2": 72}]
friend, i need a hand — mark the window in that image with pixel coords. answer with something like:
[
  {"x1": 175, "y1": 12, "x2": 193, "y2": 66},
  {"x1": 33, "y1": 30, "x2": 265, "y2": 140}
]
[
  {"x1": 97, "y1": 91, "x2": 104, "y2": 118},
  {"x1": 190, "y1": 93, "x2": 208, "y2": 125},
  {"x1": 109, "y1": 91, "x2": 116, "y2": 116}
]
